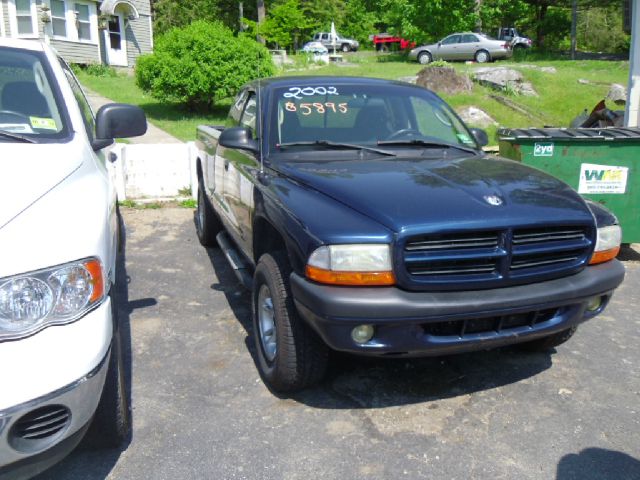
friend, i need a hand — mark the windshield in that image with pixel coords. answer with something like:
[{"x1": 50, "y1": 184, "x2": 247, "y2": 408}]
[
  {"x1": 0, "y1": 47, "x2": 69, "y2": 140},
  {"x1": 268, "y1": 83, "x2": 478, "y2": 155}
]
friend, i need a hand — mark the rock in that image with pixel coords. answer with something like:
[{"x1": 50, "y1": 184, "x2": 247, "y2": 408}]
[
  {"x1": 397, "y1": 76, "x2": 418, "y2": 84},
  {"x1": 607, "y1": 83, "x2": 627, "y2": 105},
  {"x1": 514, "y1": 64, "x2": 556, "y2": 74},
  {"x1": 540, "y1": 67, "x2": 557, "y2": 74},
  {"x1": 415, "y1": 66, "x2": 472, "y2": 95},
  {"x1": 472, "y1": 67, "x2": 538, "y2": 97},
  {"x1": 456, "y1": 106, "x2": 497, "y2": 128},
  {"x1": 578, "y1": 78, "x2": 591, "y2": 85}
]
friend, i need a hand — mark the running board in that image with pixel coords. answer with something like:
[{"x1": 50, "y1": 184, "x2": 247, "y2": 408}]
[{"x1": 216, "y1": 232, "x2": 253, "y2": 289}]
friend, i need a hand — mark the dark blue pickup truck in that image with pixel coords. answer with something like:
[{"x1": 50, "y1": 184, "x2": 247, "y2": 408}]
[{"x1": 195, "y1": 76, "x2": 625, "y2": 392}]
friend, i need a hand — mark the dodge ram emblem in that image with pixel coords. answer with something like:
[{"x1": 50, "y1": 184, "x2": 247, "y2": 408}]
[{"x1": 484, "y1": 195, "x2": 503, "y2": 206}]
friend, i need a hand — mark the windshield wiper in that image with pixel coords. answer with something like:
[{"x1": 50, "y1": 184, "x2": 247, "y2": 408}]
[
  {"x1": 0, "y1": 130, "x2": 36, "y2": 143},
  {"x1": 278, "y1": 140, "x2": 396, "y2": 157},
  {"x1": 377, "y1": 139, "x2": 478, "y2": 155}
]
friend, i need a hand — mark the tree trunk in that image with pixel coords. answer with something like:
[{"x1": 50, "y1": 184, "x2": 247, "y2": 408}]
[
  {"x1": 536, "y1": 3, "x2": 549, "y2": 49},
  {"x1": 257, "y1": 0, "x2": 265, "y2": 44},
  {"x1": 570, "y1": 0, "x2": 577, "y2": 59}
]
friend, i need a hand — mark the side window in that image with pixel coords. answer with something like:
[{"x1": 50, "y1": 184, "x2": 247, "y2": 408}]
[
  {"x1": 58, "y1": 57, "x2": 95, "y2": 141},
  {"x1": 442, "y1": 35, "x2": 460, "y2": 45},
  {"x1": 228, "y1": 89, "x2": 248, "y2": 125},
  {"x1": 240, "y1": 93, "x2": 257, "y2": 133},
  {"x1": 321, "y1": 33, "x2": 329, "y2": 40},
  {"x1": 462, "y1": 34, "x2": 479, "y2": 43}
]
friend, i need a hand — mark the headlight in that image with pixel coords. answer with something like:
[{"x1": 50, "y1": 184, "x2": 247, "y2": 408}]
[
  {"x1": 0, "y1": 258, "x2": 105, "y2": 340},
  {"x1": 306, "y1": 244, "x2": 395, "y2": 286},
  {"x1": 589, "y1": 225, "x2": 622, "y2": 265}
]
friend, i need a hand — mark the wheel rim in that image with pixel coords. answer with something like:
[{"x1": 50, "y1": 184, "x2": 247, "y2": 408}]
[
  {"x1": 477, "y1": 51, "x2": 488, "y2": 63},
  {"x1": 257, "y1": 284, "x2": 277, "y2": 362},
  {"x1": 419, "y1": 53, "x2": 430, "y2": 64}
]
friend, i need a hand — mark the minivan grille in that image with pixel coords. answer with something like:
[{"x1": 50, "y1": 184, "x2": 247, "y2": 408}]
[{"x1": 402, "y1": 225, "x2": 592, "y2": 289}]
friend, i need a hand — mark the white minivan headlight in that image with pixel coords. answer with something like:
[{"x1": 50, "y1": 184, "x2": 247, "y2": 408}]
[{"x1": 0, "y1": 258, "x2": 105, "y2": 340}]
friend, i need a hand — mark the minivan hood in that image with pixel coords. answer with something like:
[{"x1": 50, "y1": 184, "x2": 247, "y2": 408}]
[
  {"x1": 0, "y1": 143, "x2": 83, "y2": 230},
  {"x1": 276, "y1": 155, "x2": 593, "y2": 233}
]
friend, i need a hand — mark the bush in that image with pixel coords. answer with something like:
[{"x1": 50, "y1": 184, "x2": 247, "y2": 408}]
[{"x1": 135, "y1": 21, "x2": 275, "y2": 108}]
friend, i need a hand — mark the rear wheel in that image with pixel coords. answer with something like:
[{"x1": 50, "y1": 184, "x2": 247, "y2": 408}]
[
  {"x1": 196, "y1": 180, "x2": 221, "y2": 247},
  {"x1": 475, "y1": 50, "x2": 490, "y2": 63},
  {"x1": 252, "y1": 251, "x2": 328, "y2": 392},
  {"x1": 518, "y1": 327, "x2": 577, "y2": 352},
  {"x1": 341, "y1": 44, "x2": 350, "y2": 52},
  {"x1": 418, "y1": 51, "x2": 432, "y2": 65}
]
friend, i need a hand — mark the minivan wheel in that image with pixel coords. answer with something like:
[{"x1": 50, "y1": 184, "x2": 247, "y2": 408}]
[
  {"x1": 418, "y1": 51, "x2": 432, "y2": 65},
  {"x1": 252, "y1": 251, "x2": 328, "y2": 392},
  {"x1": 475, "y1": 50, "x2": 490, "y2": 63}
]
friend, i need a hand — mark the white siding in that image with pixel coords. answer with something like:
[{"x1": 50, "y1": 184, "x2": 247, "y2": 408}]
[{"x1": 50, "y1": 38, "x2": 100, "y2": 63}]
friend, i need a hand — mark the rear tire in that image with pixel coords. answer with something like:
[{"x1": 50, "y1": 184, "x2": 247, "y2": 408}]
[
  {"x1": 196, "y1": 180, "x2": 222, "y2": 247},
  {"x1": 252, "y1": 251, "x2": 328, "y2": 392},
  {"x1": 475, "y1": 50, "x2": 490, "y2": 63},
  {"x1": 518, "y1": 327, "x2": 577, "y2": 352},
  {"x1": 418, "y1": 51, "x2": 432, "y2": 65},
  {"x1": 341, "y1": 44, "x2": 350, "y2": 53}
]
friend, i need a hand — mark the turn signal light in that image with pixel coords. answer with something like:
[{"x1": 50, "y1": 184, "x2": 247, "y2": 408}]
[
  {"x1": 589, "y1": 246, "x2": 620, "y2": 265},
  {"x1": 305, "y1": 266, "x2": 395, "y2": 286}
]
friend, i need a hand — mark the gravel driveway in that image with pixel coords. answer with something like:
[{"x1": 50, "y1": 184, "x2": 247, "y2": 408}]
[{"x1": 36, "y1": 208, "x2": 640, "y2": 480}]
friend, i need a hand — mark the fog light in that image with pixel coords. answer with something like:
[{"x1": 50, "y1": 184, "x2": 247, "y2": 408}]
[
  {"x1": 586, "y1": 296, "x2": 603, "y2": 312},
  {"x1": 351, "y1": 324, "x2": 374, "y2": 344}
]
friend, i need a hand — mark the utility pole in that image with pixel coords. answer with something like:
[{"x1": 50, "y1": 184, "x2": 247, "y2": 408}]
[
  {"x1": 570, "y1": 0, "x2": 577, "y2": 60},
  {"x1": 239, "y1": 2, "x2": 244, "y2": 31},
  {"x1": 626, "y1": 0, "x2": 640, "y2": 127},
  {"x1": 257, "y1": 0, "x2": 265, "y2": 44}
]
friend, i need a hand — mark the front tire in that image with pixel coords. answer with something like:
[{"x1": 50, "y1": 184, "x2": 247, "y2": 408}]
[
  {"x1": 252, "y1": 252, "x2": 328, "y2": 392},
  {"x1": 418, "y1": 51, "x2": 432, "y2": 65},
  {"x1": 518, "y1": 327, "x2": 577, "y2": 352},
  {"x1": 341, "y1": 44, "x2": 350, "y2": 53}
]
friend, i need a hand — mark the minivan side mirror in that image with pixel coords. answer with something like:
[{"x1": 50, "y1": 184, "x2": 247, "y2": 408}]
[
  {"x1": 93, "y1": 103, "x2": 147, "y2": 151},
  {"x1": 219, "y1": 126, "x2": 260, "y2": 154}
]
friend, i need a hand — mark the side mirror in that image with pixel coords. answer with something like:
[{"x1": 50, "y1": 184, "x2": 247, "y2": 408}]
[
  {"x1": 219, "y1": 126, "x2": 259, "y2": 154},
  {"x1": 469, "y1": 128, "x2": 489, "y2": 147},
  {"x1": 93, "y1": 103, "x2": 147, "y2": 151},
  {"x1": 437, "y1": 41, "x2": 442, "y2": 47}
]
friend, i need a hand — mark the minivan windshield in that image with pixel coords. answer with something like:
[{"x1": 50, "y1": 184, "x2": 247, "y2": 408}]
[
  {"x1": 268, "y1": 83, "x2": 478, "y2": 156},
  {"x1": 0, "y1": 47, "x2": 69, "y2": 140}
]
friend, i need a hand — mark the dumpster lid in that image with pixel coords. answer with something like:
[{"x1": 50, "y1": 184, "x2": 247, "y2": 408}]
[{"x1": 498, "y1": 127, "x2": 640, "y2": 141}]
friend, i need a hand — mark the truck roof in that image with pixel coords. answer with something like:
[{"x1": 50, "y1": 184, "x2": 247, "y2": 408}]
[{"x1": 0, "y1": 37, "x2": 47, "y2": 52}]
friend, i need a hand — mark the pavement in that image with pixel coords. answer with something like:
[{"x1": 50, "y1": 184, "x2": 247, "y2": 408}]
[
  {"x1": 35, "y1": 208, "x2": 640, "y2": 480},
  {"x1": 84, "y1": 89, "x2": 182, "y2": 145}
]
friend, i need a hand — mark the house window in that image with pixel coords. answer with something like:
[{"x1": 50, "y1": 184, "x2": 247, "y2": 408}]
[
  {"x1": 75, "y1": 3, "x2": 90, "y2": 41},
  {"x1": 51, "y1": 0, "x2": 67, "y2": 37},
  {"x1": 14, "y1": 0, "x2": 36, "y2": 36}
]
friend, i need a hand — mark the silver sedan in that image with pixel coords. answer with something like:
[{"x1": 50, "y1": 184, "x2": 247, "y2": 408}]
[{"x1": 409, "y1": 32, "x2": 512, "y2": 64}]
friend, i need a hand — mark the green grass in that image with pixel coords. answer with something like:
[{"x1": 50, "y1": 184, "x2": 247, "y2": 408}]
[{"x1": 78, "y1": 53, "x2": 630, "y2": 144}]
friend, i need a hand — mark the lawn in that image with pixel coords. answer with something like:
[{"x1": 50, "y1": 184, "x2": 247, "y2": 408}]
[{"x1": 77, "y1": 52, "x2": 630, "y2": 144}]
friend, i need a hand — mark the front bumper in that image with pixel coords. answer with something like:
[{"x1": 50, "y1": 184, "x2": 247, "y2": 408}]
[{"x1": 291, "y1": 260, "x2": 625, "y2": 356}]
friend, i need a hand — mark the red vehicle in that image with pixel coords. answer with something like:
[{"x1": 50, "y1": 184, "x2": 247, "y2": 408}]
[{"x1": 373, "y1": 33, "x2": 416, "y2": 51}]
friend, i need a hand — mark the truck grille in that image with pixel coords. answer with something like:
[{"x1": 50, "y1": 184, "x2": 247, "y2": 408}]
[
  {"x1": 402, "y1": 225, "x2": 592, "y2": 289},
  {"x1": 423, "y1": 308, "x2": 559, "y2": 337}
]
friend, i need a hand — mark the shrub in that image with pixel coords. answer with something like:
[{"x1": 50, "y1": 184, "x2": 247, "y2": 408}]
[
  {"x1": 135, "y1": 21, "x2": 275, "y2": 108},
  {"x1": 83, "y1": 63, "x2": 118, "y2": 78}
]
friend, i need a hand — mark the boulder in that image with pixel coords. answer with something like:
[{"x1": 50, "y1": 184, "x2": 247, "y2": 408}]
[
  {"x1": 472, "y1": 67, "x2": 538, "y2": 96},
  {"x1": 415, "y1": 66, "x2": 473, "y2": 95},
  {"x1": 606, "y1": 83, "x2": 627, "y2": 105},
  {"x1": 456, "y1": 106, "x2": 497, "y2": 128}
]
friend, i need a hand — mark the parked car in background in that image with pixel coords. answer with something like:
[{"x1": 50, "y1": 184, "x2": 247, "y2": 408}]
[
  {"x1": 409, "y1": 32, "x2": 512, "y2": 64},
  {"x1": 0, "y1": 38, "x2": 146, "y2": 479},
  {"x1": 497, "y1": 27, "x2": 533, "y2": 49},
  {"x1": 301, "y1": 41, "x2": 329, "y2": 55},
  {"x1": 312, "y1": 32, "x2": 359, "y2": 52}
]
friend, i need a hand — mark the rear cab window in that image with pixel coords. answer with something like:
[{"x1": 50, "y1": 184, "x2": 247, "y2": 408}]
[{"x1": 0, "y1": 46, "x2": 70, "y2": 141}]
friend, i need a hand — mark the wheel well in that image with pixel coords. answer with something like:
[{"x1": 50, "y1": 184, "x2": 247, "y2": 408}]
[{"x1": 253, "y1": 217, "x2": 289, "y2": 265}]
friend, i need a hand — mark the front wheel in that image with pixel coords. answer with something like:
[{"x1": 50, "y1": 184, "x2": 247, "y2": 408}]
[
  {"x1": 341, "y1": 44, "x2": 350, "y2": 53},
  {"x1": 252, "y1": 252, "x2": 328, "y2": 392},
  {"x1": 418, "y1": 51, "x2": 432, "y2": 65},
  {"x1": 475, "y1": 50, "x2": 490, "y2": 63},
  {"x1": 518, "y1": 327, "x2": 577, "y2": 352},
  {"x1": 196, "y1": 180, "x2": 221, "y2": 247}
]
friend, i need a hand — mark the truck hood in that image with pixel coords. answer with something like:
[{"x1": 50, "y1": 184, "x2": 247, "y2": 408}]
[
  {"x1": 276, "y1": 155, "x2": 593, "y2": 233},
  {"x1": 0, "y1": 143, "x2": 83, "y2": 230}
]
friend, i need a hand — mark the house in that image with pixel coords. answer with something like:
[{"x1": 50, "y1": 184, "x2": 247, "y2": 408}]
[{"x1": 0, "y1": 0, "x2": 153, "y2": 66}]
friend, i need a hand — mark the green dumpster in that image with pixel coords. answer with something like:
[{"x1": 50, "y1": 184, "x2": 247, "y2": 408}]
[{"x1": 498, "y1": 127, "x2": 640, "y2": 244}]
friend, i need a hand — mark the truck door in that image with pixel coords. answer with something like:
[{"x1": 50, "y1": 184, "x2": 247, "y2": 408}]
[{"x1": 221, "y1": 91, "x2": 259, "y2": 258}]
